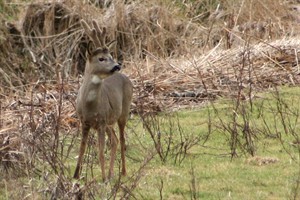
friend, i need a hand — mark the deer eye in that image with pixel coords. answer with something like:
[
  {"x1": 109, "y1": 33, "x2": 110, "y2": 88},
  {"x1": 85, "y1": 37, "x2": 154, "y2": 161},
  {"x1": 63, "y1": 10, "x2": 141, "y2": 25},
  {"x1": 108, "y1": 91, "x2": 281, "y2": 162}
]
[{"x1": 98, "y1": 58, "x2": 106, "y2": 62}]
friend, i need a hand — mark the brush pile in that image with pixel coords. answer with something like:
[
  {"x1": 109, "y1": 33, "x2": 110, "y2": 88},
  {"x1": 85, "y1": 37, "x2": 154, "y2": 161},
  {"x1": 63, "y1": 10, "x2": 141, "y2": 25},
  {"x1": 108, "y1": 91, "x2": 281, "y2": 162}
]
[{"x1": 129, "y1": 37, "x2": 300, "y2": 112}]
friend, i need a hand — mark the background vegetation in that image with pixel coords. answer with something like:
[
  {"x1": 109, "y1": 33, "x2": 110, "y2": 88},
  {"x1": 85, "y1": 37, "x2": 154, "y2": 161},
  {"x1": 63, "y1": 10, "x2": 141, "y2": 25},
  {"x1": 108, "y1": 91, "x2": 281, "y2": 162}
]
[{"x1": 0, "y1": 0, "x2": 300, "y2": 199}]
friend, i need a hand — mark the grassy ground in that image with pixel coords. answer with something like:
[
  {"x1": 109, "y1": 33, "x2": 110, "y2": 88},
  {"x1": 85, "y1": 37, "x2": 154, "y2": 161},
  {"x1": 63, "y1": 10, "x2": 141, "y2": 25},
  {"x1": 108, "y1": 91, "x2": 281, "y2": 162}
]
[
  {"x1": 82, "y1": 87, "x2": 300, "y2": 199},
  {"x1": 128, "y1": 91, "x2": 299, "y2": 199},
  {"x1": 0, "y1": 88, "x2": 300, "y2": 199},
  {"x1": 126, "y1": 87, "x2": 300, "y2": 199}
]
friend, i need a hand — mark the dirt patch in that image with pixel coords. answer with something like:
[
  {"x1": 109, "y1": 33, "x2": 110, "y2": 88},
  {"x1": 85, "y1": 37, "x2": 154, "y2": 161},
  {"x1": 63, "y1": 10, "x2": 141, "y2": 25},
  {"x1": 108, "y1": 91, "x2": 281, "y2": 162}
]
[{"x1": 246, "y1": 156, "x2": 279, "y2": 166}]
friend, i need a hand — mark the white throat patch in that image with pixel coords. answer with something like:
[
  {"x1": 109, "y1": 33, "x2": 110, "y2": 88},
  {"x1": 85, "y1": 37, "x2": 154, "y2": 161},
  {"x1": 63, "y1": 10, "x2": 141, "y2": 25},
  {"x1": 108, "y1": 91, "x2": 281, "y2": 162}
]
[{"x1": 91, "y1": 75, "x2": 101, "y2": 84}]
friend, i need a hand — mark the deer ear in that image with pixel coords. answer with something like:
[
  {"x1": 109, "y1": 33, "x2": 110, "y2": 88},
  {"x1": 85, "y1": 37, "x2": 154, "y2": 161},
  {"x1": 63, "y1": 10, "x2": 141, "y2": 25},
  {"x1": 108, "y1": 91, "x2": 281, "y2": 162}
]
[
  {"x1": 87, "y1": 41, "x2": 95, "y2": 55},
  {"x1": 107, "y1": 40, "x2": 117, "y2": 52}
]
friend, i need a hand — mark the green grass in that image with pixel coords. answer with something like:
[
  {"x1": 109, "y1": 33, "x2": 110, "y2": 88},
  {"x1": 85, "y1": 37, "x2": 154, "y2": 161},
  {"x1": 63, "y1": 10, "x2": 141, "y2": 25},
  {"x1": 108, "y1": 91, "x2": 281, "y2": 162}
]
[
  {"x1": 123, "y1": 87, "x2": 300, "y2": 199},
  {"x1": 134, "y1": 153, "x2": 298, "y2": 199},
  {"x1": 1, "y1": 87, "x2": 300, "y2": 199}
]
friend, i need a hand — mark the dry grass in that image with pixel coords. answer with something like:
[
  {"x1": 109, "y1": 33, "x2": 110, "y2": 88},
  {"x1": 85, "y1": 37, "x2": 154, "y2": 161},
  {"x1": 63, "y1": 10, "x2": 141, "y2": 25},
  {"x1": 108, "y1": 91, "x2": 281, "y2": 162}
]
[{"x1": 128, "y1": 37, "x2": 300, "y2": 112}]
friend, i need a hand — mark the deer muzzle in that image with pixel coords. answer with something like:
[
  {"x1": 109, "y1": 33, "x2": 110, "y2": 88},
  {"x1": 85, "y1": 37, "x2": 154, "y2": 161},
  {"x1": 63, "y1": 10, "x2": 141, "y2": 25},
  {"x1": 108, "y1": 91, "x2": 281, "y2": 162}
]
[{"x1": 110, "y1": 64, "x2": 121, "y2": 73}]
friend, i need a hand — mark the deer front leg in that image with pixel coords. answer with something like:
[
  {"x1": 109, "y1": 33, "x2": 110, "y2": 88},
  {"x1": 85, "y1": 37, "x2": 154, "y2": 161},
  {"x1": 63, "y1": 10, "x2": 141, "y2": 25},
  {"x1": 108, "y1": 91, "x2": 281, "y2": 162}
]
[
  {"x1": 74, "y1": 123, "x2": 90, "y2": 179},
  {"x1": 97, "y1": 126, "x2": 106, "y2": 182},
  {"x1": 106, "y1": 127, "x2": 118, "y2": 179}
]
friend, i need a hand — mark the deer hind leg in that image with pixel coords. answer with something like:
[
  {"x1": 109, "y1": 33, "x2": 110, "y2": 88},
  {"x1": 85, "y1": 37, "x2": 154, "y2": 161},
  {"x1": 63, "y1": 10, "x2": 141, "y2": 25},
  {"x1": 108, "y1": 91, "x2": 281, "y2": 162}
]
[
  {"x1": 106, "y1": 126, "x2": 118, "y2": 179},
  {"x1": 74, "y1": 123, "x2": 90, "y2": 179},
  {"x1": 105, "y1": 128, "x2": 112, "y2": 150},
  {"x1": 97, "y1": 126, "x2": 107, "y2": 182},
  {"x1": 118, "y1": 120, "x2": 127, "y2": 176}
]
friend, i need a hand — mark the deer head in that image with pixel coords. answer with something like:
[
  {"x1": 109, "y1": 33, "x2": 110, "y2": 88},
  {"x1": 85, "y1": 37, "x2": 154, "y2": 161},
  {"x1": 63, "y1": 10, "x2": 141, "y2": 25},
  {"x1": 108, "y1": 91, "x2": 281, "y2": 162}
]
[{"x1": 81, "y1": 20, "x2": 120, "y2": 79}]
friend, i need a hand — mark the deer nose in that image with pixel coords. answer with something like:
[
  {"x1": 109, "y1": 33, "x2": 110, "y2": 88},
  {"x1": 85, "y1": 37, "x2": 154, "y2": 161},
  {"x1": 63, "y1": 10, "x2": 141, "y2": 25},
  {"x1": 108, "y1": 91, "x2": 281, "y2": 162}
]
[{"x1": 111, "y1": 64, "x2": 121, "y2": 72}]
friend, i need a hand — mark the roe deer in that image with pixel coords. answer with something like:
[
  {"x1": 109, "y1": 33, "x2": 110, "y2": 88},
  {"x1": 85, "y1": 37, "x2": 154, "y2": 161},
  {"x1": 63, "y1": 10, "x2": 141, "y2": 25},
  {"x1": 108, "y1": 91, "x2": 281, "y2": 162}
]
[{"x1": 73, "y1": 20, "x2": 133, "y2": 182}]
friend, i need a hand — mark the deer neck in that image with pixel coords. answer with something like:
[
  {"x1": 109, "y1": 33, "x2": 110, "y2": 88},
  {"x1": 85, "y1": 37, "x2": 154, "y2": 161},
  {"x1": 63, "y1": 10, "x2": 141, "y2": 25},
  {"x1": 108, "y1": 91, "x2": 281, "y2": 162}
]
[{"x1": 81, "y1": 72, "x2": 104, "y2": 105}]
